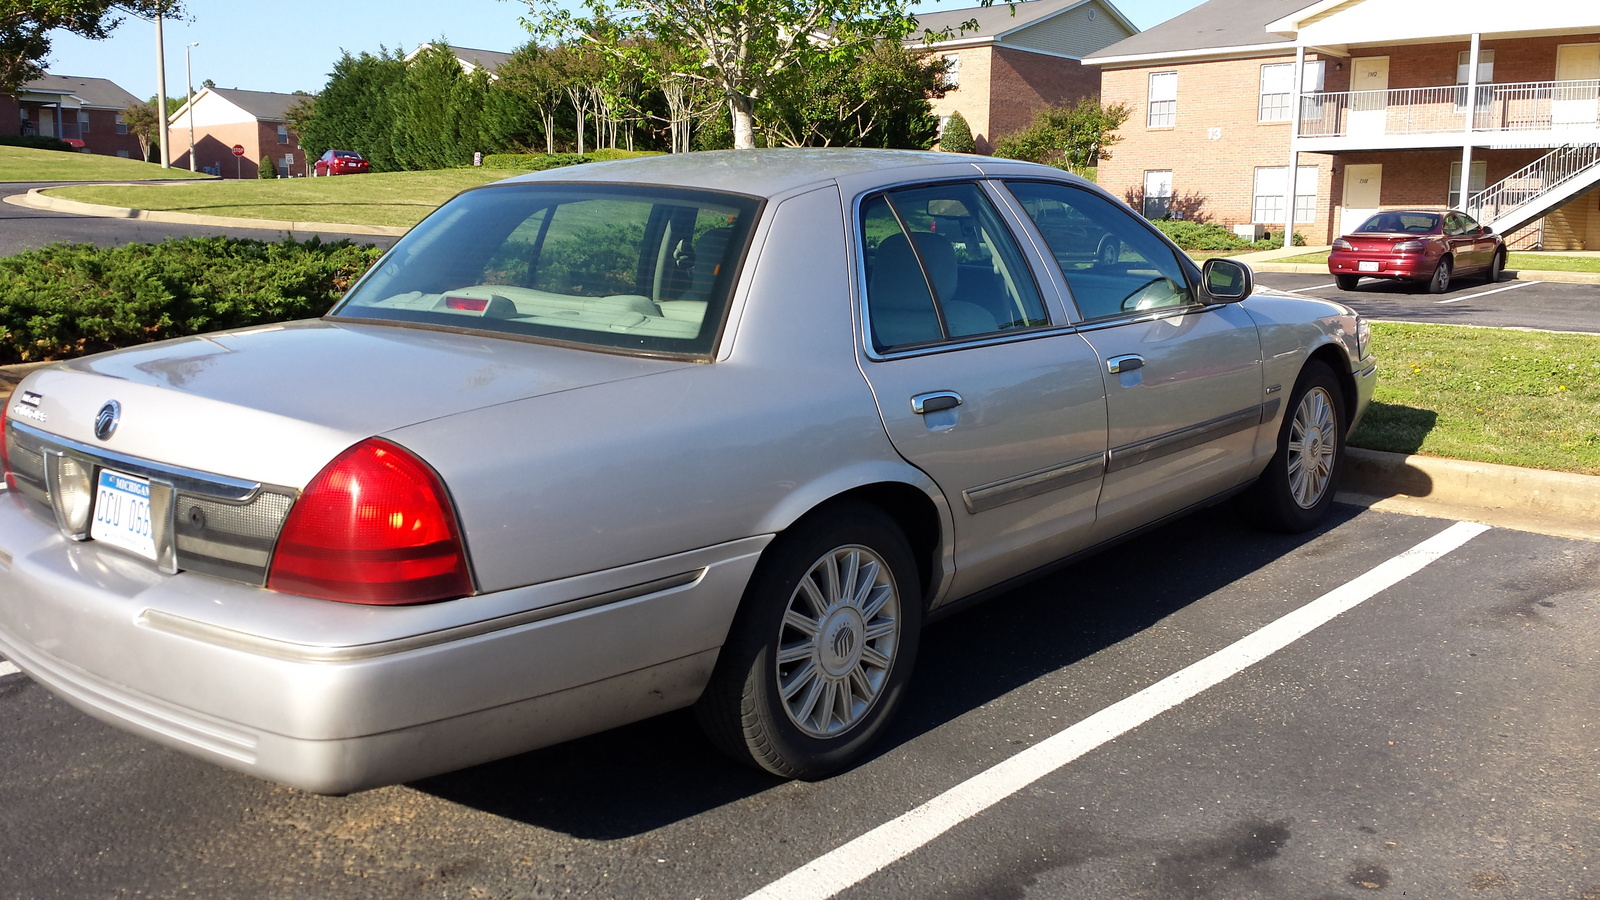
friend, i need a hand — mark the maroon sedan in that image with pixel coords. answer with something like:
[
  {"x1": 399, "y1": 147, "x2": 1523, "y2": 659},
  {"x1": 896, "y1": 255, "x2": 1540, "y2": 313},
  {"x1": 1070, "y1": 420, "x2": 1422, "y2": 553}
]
[
  {"x1": 313, "y1": 149, "x2": 370, "y2": 177},
  {"x1": 1328, "y1": 209, "x2": 1505, "y2": 293}
]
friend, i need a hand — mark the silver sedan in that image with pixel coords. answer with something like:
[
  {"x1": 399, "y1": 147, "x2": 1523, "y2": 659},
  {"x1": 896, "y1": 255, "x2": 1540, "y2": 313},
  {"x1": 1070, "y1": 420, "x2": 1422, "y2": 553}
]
[{"x1": 0, "y1": 150, "x2": 1376, "y2": 793}]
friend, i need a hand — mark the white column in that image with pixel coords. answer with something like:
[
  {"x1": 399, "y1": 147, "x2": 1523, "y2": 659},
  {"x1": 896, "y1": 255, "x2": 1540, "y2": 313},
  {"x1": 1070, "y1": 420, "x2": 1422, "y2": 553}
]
[
  {"x1": 1458, "y1": 33, "x2": 1481, "y2": 211},
  {"x1": 1283, "y1": 46, "x2": 1307, "y2": 246},
  {"x1": 154, "y1": 11, "x2": 170, "y2": 169}
]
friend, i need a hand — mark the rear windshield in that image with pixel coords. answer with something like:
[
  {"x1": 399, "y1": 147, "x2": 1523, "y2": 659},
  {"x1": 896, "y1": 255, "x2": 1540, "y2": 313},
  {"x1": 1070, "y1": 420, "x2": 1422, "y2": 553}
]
[
  {"x1": 1355, "y1": 212, "x2": 1439, "y2": 234},
  {"x1": 333, "y1": 182, "x2": 759, "y2": 357}
]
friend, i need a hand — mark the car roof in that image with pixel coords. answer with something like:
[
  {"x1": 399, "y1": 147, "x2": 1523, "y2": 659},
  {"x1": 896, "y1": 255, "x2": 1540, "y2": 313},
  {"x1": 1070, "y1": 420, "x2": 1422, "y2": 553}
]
[{"x1": 493, "y1": 148, "x2": 1068, "y2": 198}]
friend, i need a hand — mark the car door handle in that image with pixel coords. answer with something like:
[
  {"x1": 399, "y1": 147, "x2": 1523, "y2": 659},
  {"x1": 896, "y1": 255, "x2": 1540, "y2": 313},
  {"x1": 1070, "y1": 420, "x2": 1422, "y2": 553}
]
[
  {"x1": 911, "y1": 391, "x2": 963, "y2": 415},
  {"x1": 1106, "y1": 354, "x2": 1144, "y2": 374}
]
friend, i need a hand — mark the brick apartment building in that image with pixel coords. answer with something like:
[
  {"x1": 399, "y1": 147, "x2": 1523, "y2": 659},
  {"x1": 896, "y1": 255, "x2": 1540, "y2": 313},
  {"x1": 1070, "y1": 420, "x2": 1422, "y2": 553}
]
[
  {"x1": 1085, "y1": 0, "x2": 1600, "y2": 249},
  {"x1": 166, "y1": 87, "x2": 307, "y2": 178},
  {"x1": 911, "y1": 0, "x2": 1137, "y2": 154},
  {"x1": 1, "y1": 74, "x2": 145, "y2": 158}
]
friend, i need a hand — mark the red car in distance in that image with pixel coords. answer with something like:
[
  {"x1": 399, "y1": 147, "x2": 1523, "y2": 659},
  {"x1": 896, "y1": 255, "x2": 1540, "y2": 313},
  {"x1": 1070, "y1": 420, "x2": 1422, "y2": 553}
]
[
  {"x1": 313, "y1": 149, "x2": 370, "y2": 177},
  {"x1": 1328, "y1": 209, "x2": 1505, "y2": 294}
]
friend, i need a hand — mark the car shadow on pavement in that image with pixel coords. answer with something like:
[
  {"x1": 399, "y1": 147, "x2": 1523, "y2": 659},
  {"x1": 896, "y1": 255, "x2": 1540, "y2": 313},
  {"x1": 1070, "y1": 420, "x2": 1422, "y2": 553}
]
[{"x1": 412, "y1": 501, "x2": 1361, "y2": 839}]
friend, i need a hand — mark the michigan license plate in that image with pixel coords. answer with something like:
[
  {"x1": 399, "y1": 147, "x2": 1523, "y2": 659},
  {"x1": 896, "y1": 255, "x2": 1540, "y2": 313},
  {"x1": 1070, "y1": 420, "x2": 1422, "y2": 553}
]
[
  {"x1": 1358, "y1": 261, "x2": 1380, "y2": 272},
  {"x1": 90, "y1": 469, "x2": 157, "y2": 561}
]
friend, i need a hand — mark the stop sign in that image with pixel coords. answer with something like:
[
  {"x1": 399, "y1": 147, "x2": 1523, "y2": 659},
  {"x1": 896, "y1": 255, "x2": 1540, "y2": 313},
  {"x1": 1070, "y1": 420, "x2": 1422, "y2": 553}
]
[{"x1": 231, "y1": 144, "x2": 245, "y2": 157}]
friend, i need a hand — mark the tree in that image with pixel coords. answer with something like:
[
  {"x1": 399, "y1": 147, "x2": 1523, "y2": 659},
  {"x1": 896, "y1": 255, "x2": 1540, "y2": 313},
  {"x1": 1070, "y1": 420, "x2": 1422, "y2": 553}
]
[
  {"x1": 992, "y1": 98, "x2": 1131, "y2": 174},
  {"x1": 939, "y1": 109, "x2": 974, "y2": 154},
  {"x1": 521, "y1": 0, "x2": 921, "y2": 150},
  {"x1": 291, "y1": 48, "x2": 407, "y2": 170},
  {"x1": 1, "y1": 0, "x2": 183, "y2": 96},
  {"x1": 758, "y1": 41, "x2": 945, "y2": 149},
  {"x1": 122, "y1": 99, "x2": 160, "y2": 161},
  {"x1": 257, "y1": 154, "x2": 276, "y2": 178}
]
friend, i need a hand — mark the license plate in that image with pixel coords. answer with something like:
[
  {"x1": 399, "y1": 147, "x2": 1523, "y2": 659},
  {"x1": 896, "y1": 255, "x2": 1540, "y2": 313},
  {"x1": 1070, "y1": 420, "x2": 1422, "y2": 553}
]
[
  {"x1": 1358, "y1": 261, "x2": 1380, "y2": 272},
  {"x1": 90, "y1": 469, "x2": 157, "y2": 561}
]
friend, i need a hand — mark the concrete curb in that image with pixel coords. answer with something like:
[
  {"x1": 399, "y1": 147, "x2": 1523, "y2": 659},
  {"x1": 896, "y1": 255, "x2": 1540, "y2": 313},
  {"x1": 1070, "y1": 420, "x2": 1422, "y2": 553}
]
[
  {"x1": 5, "y1": 186, "x2": 409, "y2": 237},
  {"x1": 3, "y1": 361, "x2": 1595, "y2": 541}
]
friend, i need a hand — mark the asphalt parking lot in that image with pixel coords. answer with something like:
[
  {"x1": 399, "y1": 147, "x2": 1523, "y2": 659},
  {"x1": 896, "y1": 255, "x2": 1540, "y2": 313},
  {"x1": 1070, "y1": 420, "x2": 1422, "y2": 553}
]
[
  {"x1": 3, "y1": 501, "x2": 1596, "y2": 899},
  {"x1": 1254, "y1": 272, "x2": 1600, "y2": 334}
]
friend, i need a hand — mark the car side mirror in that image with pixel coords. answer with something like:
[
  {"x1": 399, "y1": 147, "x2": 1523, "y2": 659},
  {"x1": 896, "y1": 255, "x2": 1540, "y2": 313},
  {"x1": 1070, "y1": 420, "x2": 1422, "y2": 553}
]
[
  {"x1": 1201, "y1": 258, "x2": 1253, "y2": 303},
  {"x1": 1481, "y1": 225, "x2": 1494, "y2": 235}
]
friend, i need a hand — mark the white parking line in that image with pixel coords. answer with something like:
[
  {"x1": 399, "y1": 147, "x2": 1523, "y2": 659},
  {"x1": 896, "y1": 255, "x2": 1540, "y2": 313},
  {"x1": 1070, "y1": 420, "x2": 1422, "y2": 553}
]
[
  {"x1": 1436, "y1": 280, "x2": 1541, "y2": 304},
  {"x1": 1286, "y1": 282, "x2": 1338, "y2": 293},
  {"x1": 743, "y1": 520, "x2": 1491, "y2": 900},
  {"x1": 0, "y1": 661, "x2": 19, "y2": 678}
]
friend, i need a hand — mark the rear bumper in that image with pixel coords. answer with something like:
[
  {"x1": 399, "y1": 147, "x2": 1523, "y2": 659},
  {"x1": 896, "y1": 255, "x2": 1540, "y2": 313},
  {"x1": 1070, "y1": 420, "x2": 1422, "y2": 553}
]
[
  {"x1": 0, "y1": 491, "x2": 763, "y2": 793},
  {"x1": 1328, "y1": 251, "x2": 1431, "y2": 280}
]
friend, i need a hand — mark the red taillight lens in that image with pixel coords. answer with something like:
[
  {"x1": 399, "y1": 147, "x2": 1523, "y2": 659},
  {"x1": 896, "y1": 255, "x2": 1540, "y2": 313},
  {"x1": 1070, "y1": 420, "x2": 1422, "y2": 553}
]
[
  {"x1": 267, "y1": 439, "x2": 472, "y2": 605},
  {"x1": 443, "y1": 296, "x2": 488, "y2": 311},
  {"x1": 1, "y1": 399, "x2": 14, "y2": 493}
]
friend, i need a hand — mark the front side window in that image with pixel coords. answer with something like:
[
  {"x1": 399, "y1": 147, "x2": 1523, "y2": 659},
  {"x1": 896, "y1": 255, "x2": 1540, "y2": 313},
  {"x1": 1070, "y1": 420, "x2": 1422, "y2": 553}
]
[
  {"x1": 860, "y1": 182, "x2": 1048, "y2": 352},
  {"x1": 1006, "y1": 180, "x2": 1196, "y2": 321},
  {"x1": 334, "y1": 183, "x2": 758, "y2": 358},
  {"x1": 1148, "y1": 72, "x2": 1177, "y2": 127}
]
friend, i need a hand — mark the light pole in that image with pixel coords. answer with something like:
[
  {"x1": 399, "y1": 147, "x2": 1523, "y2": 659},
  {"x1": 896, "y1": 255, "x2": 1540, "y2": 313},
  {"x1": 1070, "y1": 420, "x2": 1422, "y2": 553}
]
[
  {"x1": 154, "y1": 9, "x2": 169, "y2": 168},
  {"x1": 185, "y1": 41, "x2": 199, "y2": 172}
]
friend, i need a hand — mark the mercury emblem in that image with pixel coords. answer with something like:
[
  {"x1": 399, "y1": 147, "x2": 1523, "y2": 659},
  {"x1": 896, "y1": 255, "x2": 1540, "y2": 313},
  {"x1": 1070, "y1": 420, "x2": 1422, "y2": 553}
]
[{"x1": 93, "y1": 400, "x2": 121, "y2": 441}]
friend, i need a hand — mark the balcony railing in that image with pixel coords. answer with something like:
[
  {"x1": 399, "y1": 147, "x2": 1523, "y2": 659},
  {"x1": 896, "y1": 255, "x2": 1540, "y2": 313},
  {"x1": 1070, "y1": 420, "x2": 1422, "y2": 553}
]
[{"x1": 1298, "y1": 79, "x2": 1600, "y2": 139}]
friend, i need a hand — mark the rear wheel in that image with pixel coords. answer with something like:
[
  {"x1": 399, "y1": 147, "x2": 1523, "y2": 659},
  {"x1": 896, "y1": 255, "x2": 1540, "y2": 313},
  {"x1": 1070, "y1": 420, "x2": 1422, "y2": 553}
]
[
  {"x1": 1426, "y1": 258, "x2": 1452, "y2": 294},
  {"x1": 1335, "y1": 274, "x2": 1361, "y2": 291},
  {"x1": 696, "y1": 503, "x2": 922, "y2": 779},
  {"x1": 1097, "y1": 237, "x2": 1121, "y2": 267},
  {"x1": 1244, "y1": 361, "x2": 1345, "y2": 533}
]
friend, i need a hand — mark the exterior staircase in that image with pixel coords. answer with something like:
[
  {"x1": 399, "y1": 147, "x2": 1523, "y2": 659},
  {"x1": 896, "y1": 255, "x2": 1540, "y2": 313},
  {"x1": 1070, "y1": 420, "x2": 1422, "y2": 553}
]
[{"x1": 1468, "y1": 142, "x2": 1600, "y2": 237}]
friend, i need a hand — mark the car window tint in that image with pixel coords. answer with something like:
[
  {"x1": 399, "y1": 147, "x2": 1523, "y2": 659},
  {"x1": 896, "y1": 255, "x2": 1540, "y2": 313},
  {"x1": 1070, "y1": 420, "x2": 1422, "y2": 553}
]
[
  {"x1": 333, "y1": 183, "x2": 757, "y2": 357},
  {"x1": 861, "y1": 183, "x2": 1048, "y2": 352},
  {"x1": 1005, "y1": 180, "x2": 1195, "y2": 321}
]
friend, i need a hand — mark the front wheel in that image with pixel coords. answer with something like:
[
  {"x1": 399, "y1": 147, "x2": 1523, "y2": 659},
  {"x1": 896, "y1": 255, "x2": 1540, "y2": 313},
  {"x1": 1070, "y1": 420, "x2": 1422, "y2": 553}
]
[
  {"x1": 1335, "y1": 274, "x2": 1361, "y2": 291},
  {"x1": 1486, "y1": 249, "x2": 1505, "y2": 284},
  {"x1": 1243, "y1": 362, "x2": 1345, "y2": 533},
  {"x1": 696, "y1": 503, "x2": 922, "y2": 779}
]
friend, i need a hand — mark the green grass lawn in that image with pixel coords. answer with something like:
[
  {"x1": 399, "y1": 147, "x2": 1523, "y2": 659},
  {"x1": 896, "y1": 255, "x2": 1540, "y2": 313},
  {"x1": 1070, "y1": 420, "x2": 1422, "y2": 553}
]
[
  {"x1": 0, "y1": 145, "x2": 212, "y2": 182},
  {"x1": 46, "y1": 168, "x2": 515, "y2": 228},
  {"x1": 1352, "y1": 322, "x2": 1600, "y2": 475},
  {"x1": 1267, "y1": 249, "x2": 1600, "y2": 273}
]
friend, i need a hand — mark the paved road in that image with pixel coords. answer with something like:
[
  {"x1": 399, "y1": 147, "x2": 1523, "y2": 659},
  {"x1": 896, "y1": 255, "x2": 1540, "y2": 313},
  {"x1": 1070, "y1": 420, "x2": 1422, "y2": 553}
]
[
  {"x1": 0, "y1": 182, "x2": 400, "y2": 255},
  {"x1": 1256, "y1": 272, "x2": 1600, "y2": 334},
  {"x1": 3, "y1": 503, "x2": 1596, "y2": 899}
]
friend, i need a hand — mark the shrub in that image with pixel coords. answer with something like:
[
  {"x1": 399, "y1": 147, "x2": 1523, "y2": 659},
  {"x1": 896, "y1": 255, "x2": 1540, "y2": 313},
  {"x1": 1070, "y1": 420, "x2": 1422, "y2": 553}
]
[
  {"x1": 1149, "y1": 220, "x2": 1309, "y2": 252},
  {"x1": 0, "y1": 237, "x2": 384, "y2": 363},
  {"x1": 587, "y1": 148, "x2": 665, "y2": 161},
  {"x1": 0, "y1": 135, "x2": 77, "y2": 152},
  {"x1": 258, "y1": 155, "x2": 277, "y2": 179},
  {"x1": 481, "y1": 152, "x2": 590, "y2": 171},
  {"x1": 939, "y1": 111, "x2": 975, "y2": 154}
]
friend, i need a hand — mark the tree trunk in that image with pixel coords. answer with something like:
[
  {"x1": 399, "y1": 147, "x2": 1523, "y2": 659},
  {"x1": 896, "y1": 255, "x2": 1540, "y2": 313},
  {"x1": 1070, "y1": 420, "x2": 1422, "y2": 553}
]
[{"x1": 729, "y1": 93, "x2": 756, "y2": 150}]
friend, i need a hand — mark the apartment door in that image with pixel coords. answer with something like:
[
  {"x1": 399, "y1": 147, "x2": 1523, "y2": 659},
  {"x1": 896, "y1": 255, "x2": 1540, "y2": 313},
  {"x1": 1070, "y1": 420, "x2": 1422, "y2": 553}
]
[
  {"x1": 1350, "y1": 57, "x2": 1390, "y2": 137},
  {"x1": 1340, "y1": 164, "x2": 1382, "y2": 235},
  {"x1": 1554, "y1": 44, "x2": 1600, "y2": 126}
]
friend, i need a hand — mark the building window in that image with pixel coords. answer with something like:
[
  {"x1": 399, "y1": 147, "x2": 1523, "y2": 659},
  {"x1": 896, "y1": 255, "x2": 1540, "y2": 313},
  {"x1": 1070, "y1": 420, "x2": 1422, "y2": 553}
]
[
  {"x1": 1448, "y1": 161, "x2": 1487, "y2": 209},
  {"x1": 1259, "y1": 64, "x2": 1294, "y2": 121},
  {"x1": 941, "y1": 54, "x2": 960, "y2": 88},
  {"x1": 277, "y1": 124, "x2": 290, "y2": 144},
  {"x1": 115, "y1": 113, "x2": 127, "y2": 134},
  {"x1": 1456, "y1": 49, "x2": 1494, "y2": 111},
  {"x1": 1143, "y1": 170, "x2": 1173, "y2": 218},
  {"x1": 116, "y1": 150, "x2": 130, "y2": 158},
  {"x1": 1253, "y1": 166, "x2": 1319, "y2": 223},
  {"x1": 78, "y1": 111, "x2": 90, "y2": 133},
  {"x1": 1147, "y1": 72, "x2": 1176, "y2": 127}
]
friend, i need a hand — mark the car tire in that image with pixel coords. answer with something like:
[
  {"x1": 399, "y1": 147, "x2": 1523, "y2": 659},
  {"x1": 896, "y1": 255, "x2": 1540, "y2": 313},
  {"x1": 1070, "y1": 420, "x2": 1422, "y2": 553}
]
[
  {"x1": 1486, "y1": 249, "x2": 1505, "y2": 284},
  {"x1": 1426, "y1": 258, "x2": 1452, "y2": 294},
  {"x1": 1335, "y1": 274, "x2": 1361, "y2": 291},
  {"x1": 1097, "y1": 237, "x2": 1121, "y2": 267},
  {"x1": 695, "y1": 502, "x2": 922, "y2": 779},
  {"x1": 1243, "y1": 361, "x2": 1345, "y2": 533}
]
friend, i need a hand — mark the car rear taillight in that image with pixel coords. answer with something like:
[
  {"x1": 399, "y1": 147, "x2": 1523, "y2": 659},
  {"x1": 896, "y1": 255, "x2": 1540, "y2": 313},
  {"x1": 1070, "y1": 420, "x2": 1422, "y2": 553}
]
[
  {"x1": 1394, "y1": 240, "x2": 1426, "y2": 253},
  {"x1": 267, "y1": 439, "x2": 473, "y2": 605},
  {"x1": 1331, "y1": 238, "x2": 1353, "y2": 251},
  {"x1": 1, "y1": 399, "x2": 14, "y2": 493}
]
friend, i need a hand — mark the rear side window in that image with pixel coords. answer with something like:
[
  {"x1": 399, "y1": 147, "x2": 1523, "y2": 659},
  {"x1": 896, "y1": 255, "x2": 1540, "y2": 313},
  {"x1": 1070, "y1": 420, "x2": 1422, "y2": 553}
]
[
  {"x1": 860, "y1": 182, "x2": 1048, "y2": 352},
  {"x1": 1005, "y1": 180, "x2": 1195, "y2": 321},
  {"x1": 334, "y1": 183, "x2": 758, "y2": 358}
]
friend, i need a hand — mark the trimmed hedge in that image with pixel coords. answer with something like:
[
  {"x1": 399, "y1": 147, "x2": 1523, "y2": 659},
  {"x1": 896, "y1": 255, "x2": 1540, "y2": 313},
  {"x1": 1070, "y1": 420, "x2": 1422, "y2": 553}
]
[
  {"x1": 479, "y1": 148, "x2": 666, "y2": 171},
  {"x1": 0, "y1": 135, "x2": 76, "y2": 152},
  {"x1": 0, "y1": 237, "x2": 383, "y2": 364},
  {"x1": 1152, "y1": 220, "x2": 1306, "y2": 252}
]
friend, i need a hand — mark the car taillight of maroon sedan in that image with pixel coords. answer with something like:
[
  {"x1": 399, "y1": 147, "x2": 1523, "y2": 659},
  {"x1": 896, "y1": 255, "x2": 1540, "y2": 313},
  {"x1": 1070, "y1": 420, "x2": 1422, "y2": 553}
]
[{"x1": 1327, "y1": 208, "x2": 1505, "y2": 294}]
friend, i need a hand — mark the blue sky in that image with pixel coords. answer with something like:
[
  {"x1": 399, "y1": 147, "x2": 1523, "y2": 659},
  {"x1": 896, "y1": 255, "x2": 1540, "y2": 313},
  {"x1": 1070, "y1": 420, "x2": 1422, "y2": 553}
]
[{"x1": 44, "y1": 0, "x2": 1204, "y2": 101}]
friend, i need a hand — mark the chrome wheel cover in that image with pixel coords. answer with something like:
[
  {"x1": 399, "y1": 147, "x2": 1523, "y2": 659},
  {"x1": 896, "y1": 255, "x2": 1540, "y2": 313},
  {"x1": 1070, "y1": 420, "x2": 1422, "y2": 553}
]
[
  {"x1": 776, "y1": 544, "x2": 901, "y2": 738},
  {"x1": 1287, "y1": 386, "x2": 1338, "y2": 509}
]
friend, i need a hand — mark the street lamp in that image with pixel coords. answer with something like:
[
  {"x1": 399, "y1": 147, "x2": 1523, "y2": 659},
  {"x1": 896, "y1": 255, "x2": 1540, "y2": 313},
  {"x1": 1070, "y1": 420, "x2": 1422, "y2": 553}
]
[
  {"x1": 154, "y1": 10, "x2": 169, "y2": 168},
  {"x1": 185, "y1": 41, "x2": 199, "y2": 172}
]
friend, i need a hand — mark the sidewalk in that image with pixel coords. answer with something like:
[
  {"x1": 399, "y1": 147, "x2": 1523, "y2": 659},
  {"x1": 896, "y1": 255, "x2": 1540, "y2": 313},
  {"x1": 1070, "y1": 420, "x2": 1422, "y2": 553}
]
[
  {"x1": 1230, "y1": 244, "x2": 1600, "y2": 284},
  {"x1": 4, "y1": 360, "x2": 1596, "y2": 541}
]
